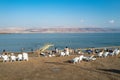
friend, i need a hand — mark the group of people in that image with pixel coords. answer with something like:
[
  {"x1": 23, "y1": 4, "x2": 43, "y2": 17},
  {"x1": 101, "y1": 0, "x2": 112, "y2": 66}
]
[
  {"x1": 0, "y1": 52, "x2": 29, "y2": 62},
  {"x1": 40, "y1": 46, "x2": 70, "y2": 57}
]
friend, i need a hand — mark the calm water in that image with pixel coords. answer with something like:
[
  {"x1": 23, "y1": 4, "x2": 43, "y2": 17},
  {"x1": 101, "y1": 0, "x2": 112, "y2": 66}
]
[{"x1": 0, "y1": 33, "x2": 120, "y2": 52}]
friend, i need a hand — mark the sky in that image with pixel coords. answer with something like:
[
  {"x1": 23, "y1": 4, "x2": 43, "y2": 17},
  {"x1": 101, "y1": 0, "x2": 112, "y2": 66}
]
[{"x1": 0, "y1": 0, "x2": 120, "y2": 28}]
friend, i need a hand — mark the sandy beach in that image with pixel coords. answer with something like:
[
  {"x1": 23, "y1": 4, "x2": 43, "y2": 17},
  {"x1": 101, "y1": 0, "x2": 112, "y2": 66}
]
[{"x1": 0, "y1": 53, "x2": 120, "y2": 80}]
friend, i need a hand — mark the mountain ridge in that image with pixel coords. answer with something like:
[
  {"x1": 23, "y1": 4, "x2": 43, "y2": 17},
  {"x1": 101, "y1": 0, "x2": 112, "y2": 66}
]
[{"x1": 0, "y1": 28, "x2": 120, "y2": 33}]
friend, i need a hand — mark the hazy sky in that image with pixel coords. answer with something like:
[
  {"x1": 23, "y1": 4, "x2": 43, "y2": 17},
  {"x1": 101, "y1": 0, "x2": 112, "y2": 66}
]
[{"x1": 0, "y1": 0, "x2": 120, "y2": 28}]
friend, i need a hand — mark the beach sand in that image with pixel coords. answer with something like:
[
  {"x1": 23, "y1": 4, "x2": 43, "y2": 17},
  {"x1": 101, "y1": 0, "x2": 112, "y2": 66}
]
[{"x1": 0, "y1": 54, "x2": 120, "y2": 80}]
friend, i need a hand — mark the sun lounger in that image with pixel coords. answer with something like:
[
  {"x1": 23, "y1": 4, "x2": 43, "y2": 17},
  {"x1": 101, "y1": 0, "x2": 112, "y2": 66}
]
[
  {"x1": 97, "y1": 52, "x2": 103, "y2": 57},
  {"x1": 83, "y1": 55, "x2": 96, "y2": 61},
  {"x1": 70, "y1": 55, "x2": 84, "y2": 64},
  {"x1": 71, "y1": 57, "x2": 80, "y2": 64},
  {"x1": 103, "y1": 52, "x2": 109, "y2": 58}
]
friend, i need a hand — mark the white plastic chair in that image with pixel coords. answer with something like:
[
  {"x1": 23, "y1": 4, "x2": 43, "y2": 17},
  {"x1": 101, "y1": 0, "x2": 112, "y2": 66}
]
[
  {"x1": 60, "y1": 51, "x2": 65, "y2": 57},
  {"x1": 10, "y1": 53, "x2": 16, "y2": 62},
  {"x1": 2, "y1": 55, "x2": 9, "y2": 62},
  {"x1": 10, "y1": 55, "x2": 16, "y2": 62},
  {"x1": 22, "y1": 52, "x2": 28, "y2": 61},
  {"x1": 17, "y1": 54, "x2": 23, "y2": 61},
  {"x1": 65, "y1": 51, "x2": 70, "y2": 56}
]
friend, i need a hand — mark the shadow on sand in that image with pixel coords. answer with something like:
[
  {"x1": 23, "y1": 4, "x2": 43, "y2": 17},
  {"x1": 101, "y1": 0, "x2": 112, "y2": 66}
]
[
  {"x1": 98, "y1": 69, "x2": 120, "y2": 74},
  {"x1": 45, "y1": 61, "x2": 68, "y2": 65}
]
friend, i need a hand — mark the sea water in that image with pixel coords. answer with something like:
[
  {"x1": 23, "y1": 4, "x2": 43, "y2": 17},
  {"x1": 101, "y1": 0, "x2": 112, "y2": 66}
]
[{"x1": 0, "y1": 33, "x2": 120, "y2": 52}]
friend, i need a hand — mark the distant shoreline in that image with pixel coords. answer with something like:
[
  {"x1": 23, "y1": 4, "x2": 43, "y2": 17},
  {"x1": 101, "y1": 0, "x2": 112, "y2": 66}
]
[
  {"x1": 0, "y1": 32, "x2": 120, "y2": 34},
  {"x1": 0, "y1": 28, "x2": 120, "y2": 33}
]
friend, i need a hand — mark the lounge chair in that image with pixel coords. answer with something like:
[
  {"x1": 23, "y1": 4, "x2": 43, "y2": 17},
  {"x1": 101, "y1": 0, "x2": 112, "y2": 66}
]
[
  {"x1": 70, "y1": 55, "x2": 84, "y2": 64},
  {"x1": 97, "y1": 51, "x2": 103, "y2": 58},
  {"x1": 71, "y1": 57, "x2": 80, "y2": 64},
  {"x1": 103, "y1": 52, "x2": 109, "y2": 58},
  {"x1": 83, "y1": 55, "x2": 96, "y2": 61}
]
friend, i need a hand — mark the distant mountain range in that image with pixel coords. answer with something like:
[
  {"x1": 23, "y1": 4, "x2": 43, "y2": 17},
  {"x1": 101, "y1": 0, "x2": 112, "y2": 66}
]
[{"x1": 0, "y1": 28, "x2": 120, "y2": 33}]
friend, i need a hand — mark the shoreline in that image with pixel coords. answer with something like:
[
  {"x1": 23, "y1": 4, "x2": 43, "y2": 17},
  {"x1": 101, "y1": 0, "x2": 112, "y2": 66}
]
[
  {"x1": 0, "y1": 46, "x2": 120, "y2": 56},
  {"x1": 1, "y1": 45, "x2": 120, "y2": 55},
  {"x1": 1, "y1": 32, "x2": 120, "y2": 34}
]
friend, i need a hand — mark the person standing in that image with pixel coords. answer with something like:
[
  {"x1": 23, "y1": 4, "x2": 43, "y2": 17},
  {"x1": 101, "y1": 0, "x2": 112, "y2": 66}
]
[{"x1": 64, "y1": 46, "x2": 70, "y2": 56}]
